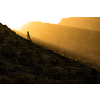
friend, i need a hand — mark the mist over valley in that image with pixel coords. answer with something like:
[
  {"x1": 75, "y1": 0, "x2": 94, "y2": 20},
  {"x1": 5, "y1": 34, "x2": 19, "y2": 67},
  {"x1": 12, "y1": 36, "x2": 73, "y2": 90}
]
[{"x1": 16, "y1": 17, "x2": 100, "y2": 67}]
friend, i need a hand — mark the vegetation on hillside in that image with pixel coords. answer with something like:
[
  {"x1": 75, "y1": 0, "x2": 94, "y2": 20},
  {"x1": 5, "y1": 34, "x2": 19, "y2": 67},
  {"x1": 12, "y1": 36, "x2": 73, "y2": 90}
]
[{"x1": 0, "y1": 23, "x2": 100, "y2": 84}]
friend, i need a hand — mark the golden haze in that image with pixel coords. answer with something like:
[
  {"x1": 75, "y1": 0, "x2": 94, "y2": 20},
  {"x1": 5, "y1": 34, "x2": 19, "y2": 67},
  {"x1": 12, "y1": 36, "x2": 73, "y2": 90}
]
[{"x1": 13, "y1": 17, "x2": 100, "y2": 68}]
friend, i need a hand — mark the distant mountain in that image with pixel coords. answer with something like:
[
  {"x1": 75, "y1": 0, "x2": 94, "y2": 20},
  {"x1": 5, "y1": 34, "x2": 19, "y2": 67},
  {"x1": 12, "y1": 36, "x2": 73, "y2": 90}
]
[
  {"x1": 20, "y1": 21, "x2": 100, "y2": 66},
  {"x1": 1, "y1": 22, "x2": 99, "y2": 84},
  {"x1": 58, "y1": 17, "x2": 100, "y2": 31}
]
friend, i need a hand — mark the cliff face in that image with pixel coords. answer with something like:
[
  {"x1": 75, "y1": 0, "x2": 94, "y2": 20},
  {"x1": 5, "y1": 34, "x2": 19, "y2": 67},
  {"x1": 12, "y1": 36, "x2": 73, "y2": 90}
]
[{"x1": 58, "y1": 17, "x2": 100, "y2": 31}]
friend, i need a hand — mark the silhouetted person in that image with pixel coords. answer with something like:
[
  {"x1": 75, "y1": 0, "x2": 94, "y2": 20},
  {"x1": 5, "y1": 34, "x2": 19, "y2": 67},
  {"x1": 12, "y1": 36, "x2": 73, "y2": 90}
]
[{"x1": 26, "y1": 31, "x2": 31, "y2": 41}]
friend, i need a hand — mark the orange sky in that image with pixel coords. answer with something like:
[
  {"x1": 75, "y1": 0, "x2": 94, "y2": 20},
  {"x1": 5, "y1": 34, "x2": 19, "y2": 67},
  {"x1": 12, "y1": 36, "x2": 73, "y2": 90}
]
[{"x1": 0, "y1": 0, "x2": 99, "y2": 29}]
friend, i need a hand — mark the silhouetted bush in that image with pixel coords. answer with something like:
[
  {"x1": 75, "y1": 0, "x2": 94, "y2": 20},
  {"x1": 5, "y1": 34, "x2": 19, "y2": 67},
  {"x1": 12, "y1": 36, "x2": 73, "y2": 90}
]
[
  {"x1": 0, "y1": 76, "x2": 12, "y2": 84},
  {"x1": 52, "y1": 72, "x2": 62, "y2": 80},
  {"x1": 21, "y1": 49, "x2": 34, "y2": 59},
  {"x1": 91, "y1": 67, "x2": 98, "y2": 76},
  {"x1": 90, "y1": 67, "x2": 98, "y2": 83},
  {"x1": 9, "y1": 65, "x2": 22, "y2": 72},
  {"x1": 42, "y1": 68, "x2": 50, "y2": 76},
  {"x1": 19, "y1": 55, "x2": 30, "y2": 66},
  {"x1": 1, "y1": 44, "x2": 17, "y2": 58},
  {"x1": 20, "y1": 75, "x2": 36, "y2": 84},
  {"x1": 0, "y1": 60, "x2": 10, "y2": 75},
  {"x1": 34, "y1": 65, "x2": 43, "y2": 74},
  {"x1": 14, "y1": 65, "x2": 22, "y2": 71},
  {"x1": 0, "y1": 65, "x2": 8, "y2": 75}
]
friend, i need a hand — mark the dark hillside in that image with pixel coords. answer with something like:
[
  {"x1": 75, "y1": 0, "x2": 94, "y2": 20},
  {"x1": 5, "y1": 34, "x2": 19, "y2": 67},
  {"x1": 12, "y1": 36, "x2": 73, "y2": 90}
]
[{"x1": 0, "y1": 23, "x2": 100, "y2": 84}]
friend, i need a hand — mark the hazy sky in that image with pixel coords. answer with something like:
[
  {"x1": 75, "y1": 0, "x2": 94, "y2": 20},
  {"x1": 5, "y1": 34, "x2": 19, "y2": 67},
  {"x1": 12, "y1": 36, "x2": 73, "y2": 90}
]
[{"x1": 0, "y1": 0, "x2": 100, "y2": 29}]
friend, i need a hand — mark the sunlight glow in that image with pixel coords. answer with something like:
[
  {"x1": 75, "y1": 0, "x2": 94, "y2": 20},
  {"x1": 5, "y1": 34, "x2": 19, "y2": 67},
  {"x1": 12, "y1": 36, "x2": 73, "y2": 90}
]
[
  {"x1": 0, "y1": 0, "x2": 70, "y2": 29},
  {"x1": 0, "y1": 0, "x2": 99, "y2": 29}
]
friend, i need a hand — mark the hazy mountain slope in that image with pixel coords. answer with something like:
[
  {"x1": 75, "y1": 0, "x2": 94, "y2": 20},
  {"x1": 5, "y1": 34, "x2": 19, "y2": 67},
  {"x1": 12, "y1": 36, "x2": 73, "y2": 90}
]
[
  {"x1": 58, "y1": 17, "x2": 100, "y2": 32},
  {"x1": 1, "y1": 22, "x2": 100, "y2": 84},
  {"x1": 20, "y1": 21, "x2": 100, "y2": 66},
  {"x1": 12, "y1": 29, "x2": 26, "y2": 39}
]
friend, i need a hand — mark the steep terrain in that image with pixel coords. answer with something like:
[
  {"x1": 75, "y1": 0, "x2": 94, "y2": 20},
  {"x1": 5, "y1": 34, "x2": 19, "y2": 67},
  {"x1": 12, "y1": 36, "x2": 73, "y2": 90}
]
[
  {"x1": 0, "y1": 23, "x2": 100, "y2": 84},
  {"x1": 20, "y1": 21, "x2": 100, "y2": 67}
]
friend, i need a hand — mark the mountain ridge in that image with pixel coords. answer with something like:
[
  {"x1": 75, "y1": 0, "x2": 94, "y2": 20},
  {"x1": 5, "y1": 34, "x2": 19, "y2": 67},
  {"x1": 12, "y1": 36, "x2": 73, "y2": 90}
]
[
  {"x1": 0, "y1": 22, "x2": 100, "y2": 83},
  {"x1": 58, "y1": 17, "x2": 100, "y2": 31}
]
